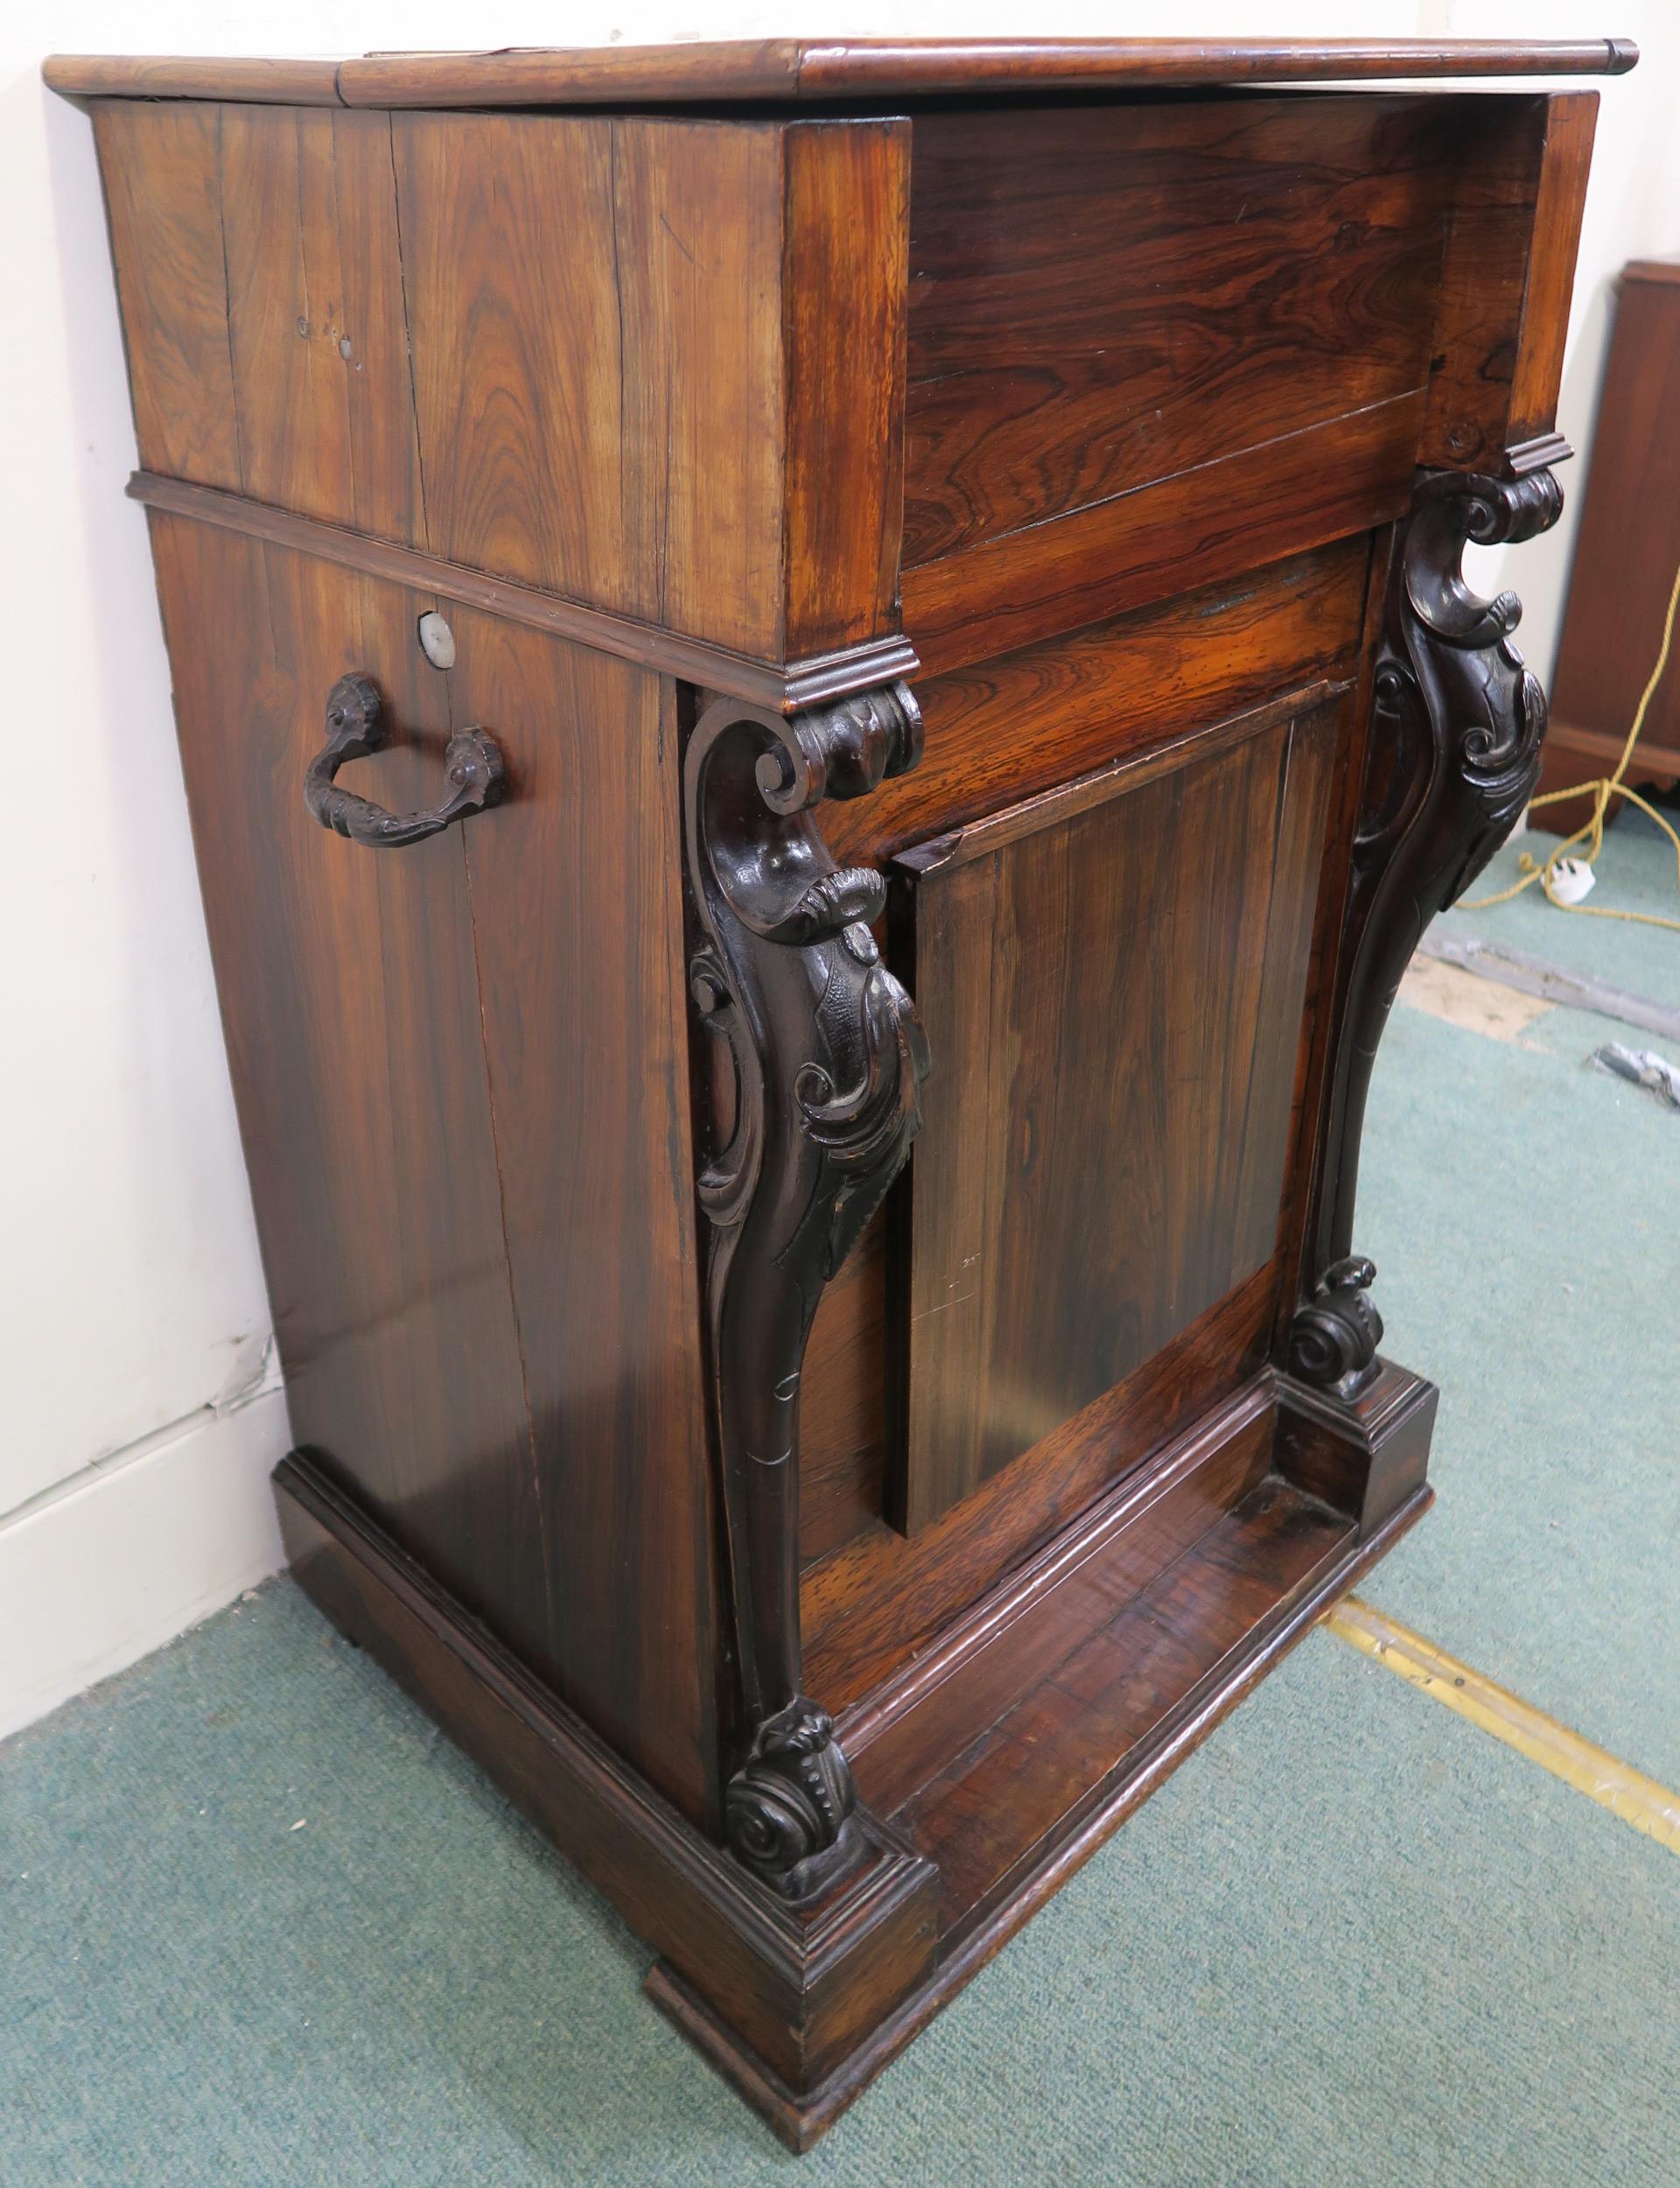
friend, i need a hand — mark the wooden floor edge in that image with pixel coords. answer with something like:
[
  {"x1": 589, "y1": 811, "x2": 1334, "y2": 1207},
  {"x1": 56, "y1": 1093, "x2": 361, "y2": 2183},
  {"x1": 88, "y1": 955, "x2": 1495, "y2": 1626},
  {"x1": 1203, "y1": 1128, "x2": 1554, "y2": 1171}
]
[
  {"x1": 1326, "y1": 1595, "x2": 1680, "y2": 1853},
  {"x1": 647, "y1": 1487, "x2": 1433, "y2": 2151}
]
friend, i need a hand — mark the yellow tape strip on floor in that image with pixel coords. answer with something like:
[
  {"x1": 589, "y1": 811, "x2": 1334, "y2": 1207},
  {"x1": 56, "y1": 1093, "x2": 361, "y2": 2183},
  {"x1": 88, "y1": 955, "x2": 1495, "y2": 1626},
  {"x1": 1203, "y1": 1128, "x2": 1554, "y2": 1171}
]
[{"x1": 1326, "y1": 1594, "x2": 1680, "y2": 1855}]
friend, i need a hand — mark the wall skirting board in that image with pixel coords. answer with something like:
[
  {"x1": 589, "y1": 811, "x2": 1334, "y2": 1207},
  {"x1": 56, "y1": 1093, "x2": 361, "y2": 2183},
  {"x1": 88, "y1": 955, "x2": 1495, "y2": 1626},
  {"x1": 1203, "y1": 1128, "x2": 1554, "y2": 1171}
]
[{"x1": 0, "y1": 1386, "x2": 290, "y2": 1741}]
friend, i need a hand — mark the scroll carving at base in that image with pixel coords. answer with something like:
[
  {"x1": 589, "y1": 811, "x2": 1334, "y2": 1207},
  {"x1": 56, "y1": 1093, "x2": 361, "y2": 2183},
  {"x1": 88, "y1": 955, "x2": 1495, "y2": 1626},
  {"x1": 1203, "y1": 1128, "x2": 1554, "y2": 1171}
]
[
  {"x1": 1289, "y1": 1255, "x2": 1384, "y2": 1400},
  {"x1": 1294, "y1": 459, "x2": 1564, "y2": 1392},
  {"x1": 685, "y1": 681, "x2": 930, "y2": 1899}
]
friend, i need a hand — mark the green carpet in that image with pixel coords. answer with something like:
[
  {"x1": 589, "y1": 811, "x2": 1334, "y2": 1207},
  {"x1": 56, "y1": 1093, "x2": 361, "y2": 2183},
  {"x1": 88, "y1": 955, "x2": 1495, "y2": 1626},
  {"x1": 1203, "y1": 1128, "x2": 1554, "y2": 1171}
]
[
  {"x1": 4, "y1": 1588, "x2": 1674, "y2": 2186},
  {"x1": 4, "y1": 943, "x2": 1676, "y2": 2183},
  {"x1": 1362, "y1": 938, "x2": 1680, "y2": 1789},
  {"x1": 1438, "y1": 805, "x2": 1680, "y2": 1002}
]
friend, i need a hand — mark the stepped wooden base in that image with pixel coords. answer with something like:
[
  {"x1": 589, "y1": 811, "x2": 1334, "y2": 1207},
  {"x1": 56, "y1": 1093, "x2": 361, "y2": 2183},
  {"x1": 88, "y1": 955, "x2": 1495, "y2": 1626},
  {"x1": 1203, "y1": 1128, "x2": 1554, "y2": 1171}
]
[
  {"x1": 648, "y1": 1477, "x2": 1428, "y2": 2150},
  {"x1": 275, "y1": 1361, "x2": 1433, "y2": 2152}
]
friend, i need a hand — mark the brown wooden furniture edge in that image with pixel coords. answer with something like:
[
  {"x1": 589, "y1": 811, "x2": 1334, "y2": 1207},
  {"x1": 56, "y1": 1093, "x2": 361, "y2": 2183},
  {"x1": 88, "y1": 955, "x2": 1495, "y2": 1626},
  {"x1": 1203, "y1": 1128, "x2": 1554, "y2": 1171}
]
[
  {"x1": 130, "y1": 473, "x2": 920, "y2": 712},
  {"x1": 646, "y1": 1477, "x2": 1432, "y2": 2152},
  {"x1": 45, "y1": 39, "x2": 1639, "y2": 107},
  {"x1": 891, "y1": 679, "x2": 1350, "y2": 877},
  {"x1": 1541, "y1": 716, "x2": 1680, "y2": 770},
  {"x1": 273, "y1": 1453, "x2": 939, "y2": 2084}
]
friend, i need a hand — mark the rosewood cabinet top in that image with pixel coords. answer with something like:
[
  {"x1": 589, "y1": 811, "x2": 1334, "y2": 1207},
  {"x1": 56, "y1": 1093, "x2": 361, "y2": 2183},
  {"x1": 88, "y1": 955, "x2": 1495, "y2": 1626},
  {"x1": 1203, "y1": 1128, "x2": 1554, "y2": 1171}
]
[{"x1": 44, "y1": 34, "x2": 1637, "y2": 109}]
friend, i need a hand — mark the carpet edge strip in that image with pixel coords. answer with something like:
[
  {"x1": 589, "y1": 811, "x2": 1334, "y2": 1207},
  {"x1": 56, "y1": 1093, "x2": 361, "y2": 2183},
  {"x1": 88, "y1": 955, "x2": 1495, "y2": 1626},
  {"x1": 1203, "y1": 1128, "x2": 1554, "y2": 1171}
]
[{"x1": 1324, "y1": 1593, "x2": 1680, "y2": 1855}]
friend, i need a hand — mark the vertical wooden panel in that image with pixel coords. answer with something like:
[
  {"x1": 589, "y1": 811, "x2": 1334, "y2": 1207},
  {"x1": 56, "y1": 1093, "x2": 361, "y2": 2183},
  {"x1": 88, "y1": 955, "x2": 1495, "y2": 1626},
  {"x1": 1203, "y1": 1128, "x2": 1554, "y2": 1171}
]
[
  {"x1": 447, "y1": 619, "x2": 723, "y2": 1825},
  {"x1": 1540, "y1": 266, "x2": 1680, "y2": 814},
  {"x1": 898, "y1": 703, "x2": 1337, "y2": 1534},
  {"x1": 93, "y1": 100, "x2": 241, "y2": 489},
  {"x1": 393, "y1": 112, "x2": 789, "y2": 657},
  {"x1": 782, "y1": 121, "x2": 909, "y2": 654},
  {"x1": 326, "y1": 111, "x2": 430, "y2": 544},
  {"x1": 219, "y1": 107, "x2": 427, "y2": 543},
  {"x1": 220, "y1": 108, "x2": 354, "y2": 523},
  {"x1": 146, "y1": 515, "x2": 721, "y2": 1822},
  {"x1": 144, "y1": 516, "x2": 550, "y2": 1659},
  {"x1": 392, "y1": 112, "x2": 625, "y2": 600},
  {"x1": 95, "y1": 103, "x2": 906, "y2": 665}
]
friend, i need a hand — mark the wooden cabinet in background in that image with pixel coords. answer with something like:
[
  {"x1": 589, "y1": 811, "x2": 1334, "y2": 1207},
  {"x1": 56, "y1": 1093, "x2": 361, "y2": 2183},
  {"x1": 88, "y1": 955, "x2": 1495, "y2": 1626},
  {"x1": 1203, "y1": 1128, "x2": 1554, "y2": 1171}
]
[
  {"x1": 47, "y1": 34, "x2": 1630, "y2": 2149},
  {"x1": 1536, "y1": 258, "x2": 1680, "y2": 830}
]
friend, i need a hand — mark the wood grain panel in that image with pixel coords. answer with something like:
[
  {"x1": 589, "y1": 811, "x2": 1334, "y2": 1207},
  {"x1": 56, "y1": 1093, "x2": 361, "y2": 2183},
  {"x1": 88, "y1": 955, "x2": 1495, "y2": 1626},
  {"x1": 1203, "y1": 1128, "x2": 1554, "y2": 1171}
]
[
  {"x1": 144, "y1": 515, "x2": 548, "y2": 1666},
  {"x1": 802, "y1": 547, "x2": 1368, "y2": 1567},
  {"x1": 783, "y1": 121, "x2": 909, "y2": 655},
  {"x1": 392, "y1": 112, "x2": 906, "y2": 659},
  {"x1": 801, "y1": 1214, "x2": 892, "y2": 1569},
  {"x1": 94, "y1": 106, "x2": 904, "y2": 665},
  {"x1": 901, "y1": 394, "x2": 1422, "y2": 676},
  {"x1": 802, "y1": 1258, "x2": 1279, "y2": 1714},
  {"x1": 849, "y1": 1393, "x2": 1275, "y2": 1816},
  {"x1": 896, "y1": 701, "x2": 1338, "y2": 1532},
  {"x1": 1508, "y1": 95, "x2": 1599, "y2": 445},
  {"x1": 220, "y1": 106, "x2": 424, "y2": 540},
  {"x1": 899, "y1": 1476, "x2": 1351, "y2": 1940},
  {"x1": 93, "y1": 100, "x2": 241, "y2": 490},
  {"x1": 823, "y1": 541, "x2": 1369, "y2": 869},
  {"x1": 1419, "y1": 93, "x2": 1596, "y2": 467},
  {"x1": 904, "y1": 97, "x2": 1449, "y2": 566},
  {"x1": 445, "y1": 613, "x2": 724, "y2": 1824},
  {"x1": 612, "y1": 119, "x2": 787, "y2": 650},
  {"x1": 147, "y1": 517, "x2": 720, "y2": 1821},
  {"x1": 392, "y1": 112, "x2": 627, "y2": 608}
]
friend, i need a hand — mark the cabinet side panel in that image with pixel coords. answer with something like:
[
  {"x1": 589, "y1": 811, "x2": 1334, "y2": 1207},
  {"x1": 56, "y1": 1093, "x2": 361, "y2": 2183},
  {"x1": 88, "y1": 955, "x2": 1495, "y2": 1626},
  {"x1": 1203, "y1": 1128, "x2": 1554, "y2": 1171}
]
[
  {"x1": 448, "y1": 628, "x2": 724, "y2": 1826},
  {"x1": 390, "y1": 112, "x2": 623, "y2": 606},
  {"x1": 392, "y1": 112, "x2": 786, "y2": 658},
  {"x1": 145, "y1": 515, "x2": 550, "y2": 1668},
  {"x1": 93, "y1": 100, "x2": 242, "y2": 490},
  {"x1": 96, "y1": 102, "x2": 431, "y2": 542},
  {"x1": 613, "y1": 118, "x2": 788, "y2": 654},
  {"x1": 218, "y1": 105, "x2": 427, "y2": 542}
]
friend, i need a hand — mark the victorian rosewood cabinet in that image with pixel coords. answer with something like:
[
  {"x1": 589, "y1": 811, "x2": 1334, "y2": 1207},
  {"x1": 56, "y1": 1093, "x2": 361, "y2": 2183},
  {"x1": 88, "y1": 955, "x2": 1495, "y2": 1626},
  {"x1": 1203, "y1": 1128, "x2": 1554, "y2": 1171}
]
[{"x1": 49, "y1": 36, "x2": 1632, "y2": 2148}]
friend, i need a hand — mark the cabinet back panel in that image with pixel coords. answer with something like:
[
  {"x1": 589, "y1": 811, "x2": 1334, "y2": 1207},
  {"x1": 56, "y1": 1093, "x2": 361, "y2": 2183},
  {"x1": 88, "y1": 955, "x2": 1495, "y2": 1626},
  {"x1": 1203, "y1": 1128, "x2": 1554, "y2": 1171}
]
[
  {"x1": 903, "y1": 95, "x2": 1450, "y2": 569},
  {"x1": 802, "y1": 542, "x2": 1369, "y2": 1573},
  {"x1": 801, "y1": 691, "x2": 1344, "y2": 1707},
  {"x1": 804, "y1": 1262, "x2": 1280, "y2": 1713},
  {"x1": 147, "y1": 515, "x2": 721, "y2": 1821},
  {"x1": 898, "y1": 699, "x2": 1337, "y2": 1533}
]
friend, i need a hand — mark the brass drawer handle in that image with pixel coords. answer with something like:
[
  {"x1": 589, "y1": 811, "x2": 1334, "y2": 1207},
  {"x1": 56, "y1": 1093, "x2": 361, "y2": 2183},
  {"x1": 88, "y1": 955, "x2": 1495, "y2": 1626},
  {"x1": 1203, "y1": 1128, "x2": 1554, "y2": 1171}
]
[{"x1": 304, "y1": 672, "x2": 506, "y2": 847}]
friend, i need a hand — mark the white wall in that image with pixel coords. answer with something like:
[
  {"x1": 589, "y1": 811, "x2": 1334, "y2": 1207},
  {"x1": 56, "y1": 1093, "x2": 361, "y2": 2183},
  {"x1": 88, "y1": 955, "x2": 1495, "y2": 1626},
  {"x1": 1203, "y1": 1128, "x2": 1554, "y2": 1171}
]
[{"x1": 4, "y1": 0, "x2": 1676, "y2": 1733}]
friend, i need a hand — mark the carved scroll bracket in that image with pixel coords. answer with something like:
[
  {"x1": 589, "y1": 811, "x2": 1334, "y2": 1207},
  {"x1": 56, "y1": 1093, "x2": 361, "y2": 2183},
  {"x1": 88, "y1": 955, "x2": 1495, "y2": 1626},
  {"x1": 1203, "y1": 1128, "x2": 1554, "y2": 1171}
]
[
  {"x1": 684, "y1": 682, "x2": 930, "y2": 1900},
  {"x1": 1292, "y1": 460, "x2": 1564, "y2": 1398}
]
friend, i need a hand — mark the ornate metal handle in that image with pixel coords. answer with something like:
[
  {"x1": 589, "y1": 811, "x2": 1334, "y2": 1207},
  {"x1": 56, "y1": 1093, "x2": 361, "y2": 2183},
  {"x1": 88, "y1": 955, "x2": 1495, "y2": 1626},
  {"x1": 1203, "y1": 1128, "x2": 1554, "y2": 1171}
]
[{"x1": 304, "y1": 672, "x2": 506, "y2": 847}]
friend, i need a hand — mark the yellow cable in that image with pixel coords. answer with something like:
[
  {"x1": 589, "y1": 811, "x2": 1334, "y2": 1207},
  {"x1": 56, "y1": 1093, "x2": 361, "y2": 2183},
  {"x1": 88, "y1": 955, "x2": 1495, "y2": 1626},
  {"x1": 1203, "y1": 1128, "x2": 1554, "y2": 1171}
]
[{"x1": 1461, "y1": 553, "x2": 1680, "y2": 931}]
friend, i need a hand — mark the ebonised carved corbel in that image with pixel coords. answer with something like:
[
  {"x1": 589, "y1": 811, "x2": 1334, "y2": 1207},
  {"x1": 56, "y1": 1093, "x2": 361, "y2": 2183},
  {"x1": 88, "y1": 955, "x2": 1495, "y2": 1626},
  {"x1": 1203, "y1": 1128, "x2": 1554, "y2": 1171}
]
[
  {"x1": 1292, "y1": 458, "x2": 1564, "y2": 1394},
  {"x1": 683, "y1": 683, "x2": 931, "y2": 1900}
]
